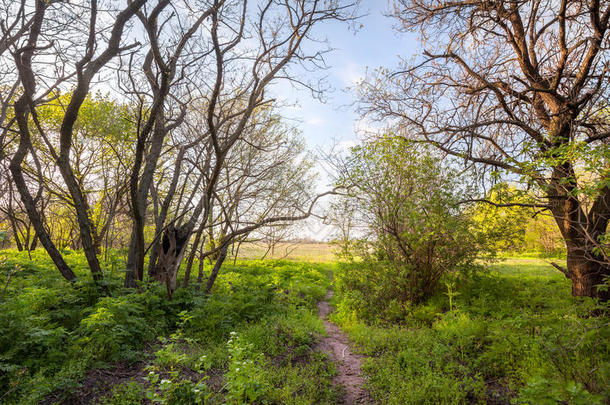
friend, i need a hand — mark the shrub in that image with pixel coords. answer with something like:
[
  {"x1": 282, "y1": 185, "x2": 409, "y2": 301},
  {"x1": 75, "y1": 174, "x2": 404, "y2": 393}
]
[
  {"x1": 332, "y1": 136, "x2": 486, "y2": 314},
  {"x1": 77, "y1": 295, "x2": 156, "y2": 362}
]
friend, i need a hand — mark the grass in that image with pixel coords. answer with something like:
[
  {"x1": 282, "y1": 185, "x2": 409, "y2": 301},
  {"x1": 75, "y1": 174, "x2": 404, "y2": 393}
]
[
  {"x1": 235, "y1": 242, "x2": 336, "y2": 263},
  {"x1": 1, "y1": 249, "x2": 608, "y2": 404},
  {"x1": 331, "y1": 257, "x2": 610, "y2": 404},
  {"x1": 0, "y1": 249, "x2": 340, "y2": 404}
]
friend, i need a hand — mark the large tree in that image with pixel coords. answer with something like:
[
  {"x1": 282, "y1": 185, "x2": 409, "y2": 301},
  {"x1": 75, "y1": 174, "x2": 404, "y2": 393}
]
[
  {"x1": 359, "y1": 0, "x2": 610, "y2": 299},
  {"x1": 2, "y1": 0, "x2": 147, "y2": 284},
  {"x1": 1, "y1": 0, "x2": 355, "y2": 294}
]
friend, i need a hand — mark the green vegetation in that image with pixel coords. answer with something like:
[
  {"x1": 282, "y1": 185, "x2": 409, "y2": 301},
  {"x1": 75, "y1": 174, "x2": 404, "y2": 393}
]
[
  {"x1": 1, "y1": 1, "x2": 608, "y2": 404},
  {"x1": 0, "y1": 250, "x2": 340, "y2": 404},
  {"x1": 332, "y1": 258, "x2": 610, "y2": 404},
  {"x1": 1, "y1": 248, "x2": 609, "y2": 404},
  {"x1": 332, "y1": 137, "x2": 487, "y2": 305}
]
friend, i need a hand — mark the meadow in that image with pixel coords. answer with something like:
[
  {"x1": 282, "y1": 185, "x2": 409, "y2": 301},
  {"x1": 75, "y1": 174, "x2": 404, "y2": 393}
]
[
  {"x1": 0, "y1": 249, "x2": 339, "y2": 404},
  {"x1": 0, "y1": 247, "x2": 608, "y2": 404},
  {"x1": 332, "y1": 258, "x2": 610, "y2": 404}
]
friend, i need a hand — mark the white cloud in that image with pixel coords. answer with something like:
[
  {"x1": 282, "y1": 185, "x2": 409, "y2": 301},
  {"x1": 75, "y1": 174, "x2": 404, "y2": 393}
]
[
  {"x1": 337, "y1": 61, "x2": 364, "y2": 87},
  {"x1": 305, "y1": 116, "x2": 327, "y2": 126}
]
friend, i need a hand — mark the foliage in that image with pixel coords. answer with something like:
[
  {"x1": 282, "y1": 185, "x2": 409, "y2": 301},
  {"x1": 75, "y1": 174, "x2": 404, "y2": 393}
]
[
  {"x1": 332, "y1": 258, "x2": 610, "y2": 404},
  {"x1": 357, "y1": 0, "x2": 610, "y2": 298},
  {"x1": 144, "y1": 366, "x2": 211, "y2": 405},
  {"x1": 469, "y1": 184, "x2": 531, "y2": 251},
  {"x1": 0, "y1": 250, "x2": 339, "y2": 404},
  {"x1": 333, "y1": 136, "x2": 487, "y2": 307},
  {"x1": 224, "y1": 332, "x2": 267, "y2": 403}
]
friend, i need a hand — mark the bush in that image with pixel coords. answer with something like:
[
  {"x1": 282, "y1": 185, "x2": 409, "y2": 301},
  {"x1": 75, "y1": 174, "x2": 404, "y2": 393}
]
[{"x1": 332, "y1": 137, "x2": 486, "y2": 320}]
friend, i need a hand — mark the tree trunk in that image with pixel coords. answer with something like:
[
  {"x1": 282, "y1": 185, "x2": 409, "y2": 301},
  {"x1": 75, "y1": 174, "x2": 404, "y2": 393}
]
[
  {"x1": 8, "y1": 215, "x2": 23, "y2": 251},
  {"x1": 182, "y1": 227, "x2": 204, "y2": 288},
  {"x1": 547, "y1": 166, "x2": 610, "y2": 301},
  {"x1": 205, "y1": 244, "x2": 229, "y2": 294},
  {"x1": 196, "y1": 246, "x2": 206, "y2": 289},
  {"x1": 56, "y1": 155, "x2": 106, "y2": 286},
  {"x1": 152, "y1": 224, "x2": 192, "y2": 299},
  {"x1": 10, "y1": 84, "x2": 76, "y2": 282},
  {"x1": 566, "y1": 245, "x2": 610, "y2": 300},
  {"x1": 29, "y1": 233, "x2": 38, "y2": 251},
  {"x1": 124, "y1": 226, "x2": 142, "y2": 287}
]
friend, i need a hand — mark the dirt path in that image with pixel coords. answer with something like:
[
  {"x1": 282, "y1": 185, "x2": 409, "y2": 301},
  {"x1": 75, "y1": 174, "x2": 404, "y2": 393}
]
[{"x1": 316, "y1": 290, "x2": 372, "y2": 404}]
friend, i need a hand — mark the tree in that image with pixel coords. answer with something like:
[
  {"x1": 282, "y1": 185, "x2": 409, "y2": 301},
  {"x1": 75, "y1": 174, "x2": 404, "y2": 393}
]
[
  {"x1": 331, "y1": 136, "x2": 484, "y2": 306},
  {"x1": 129, "y1": 0, "x2": 357, "y2": 295},
  {"x1": 359, "y1": 0, "x2": 610, "y2": 299},
  {"x1": 1, "y1": 0, "x2": 356, "y2": 294},
  {"x1": 3, "y1": 0, "x2": 147, "y2": 284}
]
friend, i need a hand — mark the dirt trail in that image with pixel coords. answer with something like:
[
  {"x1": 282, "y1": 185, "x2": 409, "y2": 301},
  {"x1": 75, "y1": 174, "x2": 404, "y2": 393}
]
[{"x1": 316, "y1": 290, "x2": 372, "y2": 404}]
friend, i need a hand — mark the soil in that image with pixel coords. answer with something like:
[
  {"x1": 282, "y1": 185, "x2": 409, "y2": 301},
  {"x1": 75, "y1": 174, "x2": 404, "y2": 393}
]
[{"x1": 316, "y1": 289, "x2": 373, "y2": 404}]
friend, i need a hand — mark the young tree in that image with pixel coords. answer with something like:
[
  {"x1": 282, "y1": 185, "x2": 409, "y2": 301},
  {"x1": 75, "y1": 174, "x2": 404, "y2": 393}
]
[
  {"x1": 331, "y1": 136, "x2": 484, "y2": 306},
  {"x1": 359, "y1": 0, "x2": 610, "y2": 298}
]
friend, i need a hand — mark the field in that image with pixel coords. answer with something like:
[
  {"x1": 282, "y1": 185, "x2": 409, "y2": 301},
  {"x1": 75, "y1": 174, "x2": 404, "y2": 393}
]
[
  {"x1": 235, "y1": 242, "x2": 336, "y2": 263},
  {"x1": 0, "y1": 250, "x2": 608, "y2": 404}
]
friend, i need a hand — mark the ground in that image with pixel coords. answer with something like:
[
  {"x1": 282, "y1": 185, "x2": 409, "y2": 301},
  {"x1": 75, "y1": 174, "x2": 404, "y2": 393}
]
[{"x1": 0, "y1": 248, "x2": 608, "y2": 404}]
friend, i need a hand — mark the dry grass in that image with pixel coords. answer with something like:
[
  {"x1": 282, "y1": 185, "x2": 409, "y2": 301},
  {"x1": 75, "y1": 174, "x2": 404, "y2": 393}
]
[{"x1": 234, "y1": 242, "x2": 336, "y2": 263}]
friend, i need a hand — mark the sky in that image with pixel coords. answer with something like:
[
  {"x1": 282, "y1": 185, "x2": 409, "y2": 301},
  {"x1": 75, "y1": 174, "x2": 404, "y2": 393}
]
[
  {"x1": 270, "y1": 2, "x2": 422, "y2": 240},
  {"x1": 274, "y1": 2, "x2": 419, "y2": 160}
]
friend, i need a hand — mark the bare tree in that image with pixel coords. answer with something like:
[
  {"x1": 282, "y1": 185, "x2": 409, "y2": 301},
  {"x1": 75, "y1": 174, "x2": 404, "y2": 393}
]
[
  {"x1": 359, "y1": 0, "x2": 610, "y2": 299},
  {"x1": 143, "y1": 0, "x2": 357, "y2": 297},
  {"x1": 0, "y1": 0, "x2": 356, "y2": 297},
  {"x1": 2, "y1": 0, "x2": 146, "y2": 284}
]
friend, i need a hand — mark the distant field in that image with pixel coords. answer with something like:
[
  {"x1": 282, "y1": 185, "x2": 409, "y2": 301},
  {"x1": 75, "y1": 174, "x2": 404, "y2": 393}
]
[{"x1": 235, "y1": 242, "x2": 336, "y2": 262}]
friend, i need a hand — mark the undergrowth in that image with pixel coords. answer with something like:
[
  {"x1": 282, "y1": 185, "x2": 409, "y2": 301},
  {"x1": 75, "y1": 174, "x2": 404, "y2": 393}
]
[
  {"x1": 0, "y1": 249, "x2": 340, "y2": 404},
  {"x1": 331, "y1": 258, "x2": 610, "y2": 404}
]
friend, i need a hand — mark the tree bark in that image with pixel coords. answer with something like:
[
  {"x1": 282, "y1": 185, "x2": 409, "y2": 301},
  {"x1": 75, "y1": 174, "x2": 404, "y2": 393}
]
[
  {"x1": 205, "y1": 244, "x2": 229, "y2": 294},
  {"x1": 152, "y1": 223, "x2": 192, "y2": 299},
  {"x1": 549, "y1": 175, "x2": 610, "y2": 300},
  {"x1": 565, "y1": 243, "x2": 610, "y2": 300},
  {"x1": 182, "y1": 227, "x2": 204, "y2": 288}
]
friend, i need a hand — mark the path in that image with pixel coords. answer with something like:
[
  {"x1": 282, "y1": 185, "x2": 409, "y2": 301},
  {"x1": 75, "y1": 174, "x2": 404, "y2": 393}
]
[{"x1": 316, "y1": 289, "x2": 372, "y2": 404}]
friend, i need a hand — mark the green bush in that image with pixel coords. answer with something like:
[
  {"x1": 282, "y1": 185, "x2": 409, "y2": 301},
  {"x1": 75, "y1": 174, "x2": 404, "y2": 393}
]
[
  {"x1": 332, "y1": 137, "x2": 487, "y2": 313},
  {"x1": 77, "y1": 296, "x2": 155, "y2": 362}
]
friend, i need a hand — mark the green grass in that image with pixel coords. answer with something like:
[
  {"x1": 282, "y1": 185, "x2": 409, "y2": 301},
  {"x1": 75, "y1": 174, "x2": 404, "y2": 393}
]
[
  {"x1": 0, "y1": 250, "x2": 341, "y2": 404},
  {"x1": 331, "y1": 257, "x2": 610, "y2": 404},
  {"x1": 2, "y1": 250, "x2": 609, "y2": 404}
]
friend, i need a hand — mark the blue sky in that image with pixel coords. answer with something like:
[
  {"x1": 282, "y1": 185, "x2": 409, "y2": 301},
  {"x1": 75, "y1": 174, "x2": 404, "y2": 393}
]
[
  {"x1": 274, "y1": 2, "x2": 419, "y2": 153},
  {"x1": 271, "y1": 2, "x2": 421, "y2": 239}
]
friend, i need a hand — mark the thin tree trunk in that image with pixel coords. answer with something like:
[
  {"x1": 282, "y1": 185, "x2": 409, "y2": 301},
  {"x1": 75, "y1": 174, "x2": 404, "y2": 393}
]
[
  {"x1": 205, "y1": 244, "x2": 229, "y2": 294},
  {"x1": 196, "y1": 243, "x2": 206, "y2": 289},
  {"x1": 29, "y1": 233, "x2": 38, "y2": 251},
  {"x1": 8, "y1": 214, "x2": 23, "y2": 251},
  {"x1": 183, "y1": 227, "x2": 204, "y2": 288}
]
